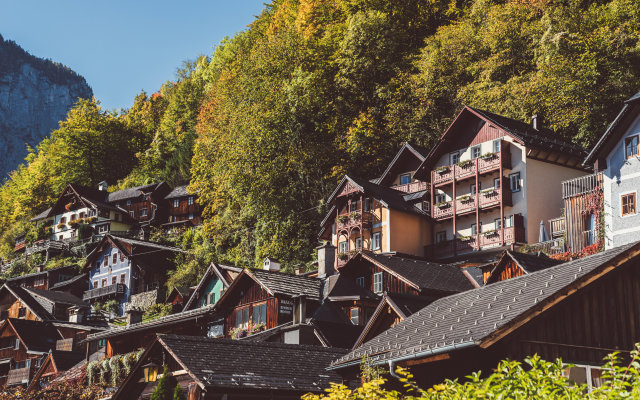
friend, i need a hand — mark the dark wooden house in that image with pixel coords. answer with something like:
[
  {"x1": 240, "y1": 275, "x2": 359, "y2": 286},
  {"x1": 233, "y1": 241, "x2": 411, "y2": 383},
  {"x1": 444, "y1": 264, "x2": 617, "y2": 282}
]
[
  {"x1": 330, "y1": 242, "x2": 640, "y2": 390},
  {"x1": 105, "y1": 181, "x2": 172, "y2": 226},
  {"x1": 111, "y1": 334, "x2": 346, "y2": 400},
  {"x1": 4, "y1": 264, "x2": 79, "y2": 292},
  {"x1": 0, "y1": 284, "x2": 89, "y2": 323},
  {"x1": 162, "y1": 184, "x2": 202, "y2": 229},
  {"x1": 482, "y1": 250, "x2": 562, "y2": 285},
  {"x1": 26, "y1": 350, "x2": 84, "y2": 392}
]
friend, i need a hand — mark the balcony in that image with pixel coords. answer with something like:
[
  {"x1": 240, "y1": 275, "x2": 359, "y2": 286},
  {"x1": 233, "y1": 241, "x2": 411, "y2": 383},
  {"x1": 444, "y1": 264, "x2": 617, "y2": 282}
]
[
  {"x1": 0, "y1": 346, "x2": 15, "y2": 359},
  {"x1": 432, "y1": 201, "x2": 453, "y2": 220},
  {"x1": 336, "y1": 212, "x2": 373, "y2": 233},
  {"x1": 390, "y1": 181, "x2": 428, "y2": 194},
  {"x1": 431, "y1": 142, "x2": 511, "y2": 187},
  {"x1": 336, "y1": 249, "x2": 361, "y2": 269},
  {"x1": 7, "y1": 366, "x2": 30, "y2": 386},
  {"x1": 478, "y1": 185, "x2": 512, "y2": 209},
  {"x1": 549, "y1": 217, "x2": 565, "y2": 238},
  {"x1": 455, "y1": 195, "x2": 476, "y2": 215},
  {"x1": 562, "y1": 172, "x2": 603, "y2": 199},
  {"x1": 83, "y1": 283, "x2": 126, "y2": 301}
]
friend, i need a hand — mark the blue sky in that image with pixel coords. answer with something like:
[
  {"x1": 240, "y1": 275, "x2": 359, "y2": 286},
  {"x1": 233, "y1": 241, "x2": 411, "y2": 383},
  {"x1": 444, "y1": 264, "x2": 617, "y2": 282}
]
[{"x1": 0, "y1": 1, "x2": 266, "y2": 111}]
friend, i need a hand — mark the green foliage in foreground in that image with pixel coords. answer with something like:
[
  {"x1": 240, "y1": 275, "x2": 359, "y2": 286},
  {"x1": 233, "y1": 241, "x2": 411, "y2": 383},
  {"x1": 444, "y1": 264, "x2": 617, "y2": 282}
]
[{"x1": 304, "y1": 346, "x2": 640, "y2": 400}]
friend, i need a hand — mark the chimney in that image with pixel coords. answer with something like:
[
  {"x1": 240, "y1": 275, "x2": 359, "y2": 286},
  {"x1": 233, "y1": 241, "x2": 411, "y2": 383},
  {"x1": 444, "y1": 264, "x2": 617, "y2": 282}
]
[
  {"x1": 316, "y1": 243, "x2": 336, "y2": 278},
  {"x1": 532, "y1": 113, "x2": 541, "y2": 131},
  {"x1": 263, "y1": 258, "x2": 280, "y2": 271},
  {"x1": 126, "y1": 308, "x2": 144, "y2": 325},
  {"x1": 294, "y1": 264, "x2": 306, "y2": 275},
  {"x1": 36, "y1": 265, "x2": 43, "y2": 273},
  {"x1": 68, "y1": 306, "x2": 87, "y2": 323},
  {"x1": 98, "y1": 181, "x2": 108, "y2": 192},
  {"x1": 293, "y1": 296, "x2": 306, "y2": 325}
]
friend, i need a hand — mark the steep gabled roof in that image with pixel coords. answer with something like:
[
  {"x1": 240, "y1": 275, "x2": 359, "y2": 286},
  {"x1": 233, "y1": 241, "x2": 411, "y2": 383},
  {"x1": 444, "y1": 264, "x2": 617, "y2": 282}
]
[
  {"x1": 376, "y1": 142, "x2": 429, "y2": 186},
  {"x1": 351, "y1": 252, "x2": 476, "y2": 294},
  {"x1": 165, "y1": 184, "x2": 197, "y2": 199},
  {"x1": 25, "y1": 288, "x2": 87, "y2": 308},
  {"x1": 182, "y1": 263, "x2": 242, "y2": 311},
  {"x1": 5, "y1": 264, "x2": 78, "y2": 284},
  {"x1": 251, "y1": 270, "x2": 323, "y2": 301},
  {"x1": 159, "y1": 335, "x2": 345, "y2": 391},
  {"x1": 0, "y1": 284, "x2": 53, "y2": 320},
  {"x1": 584, "y1": 90, "x2": 640, "y2": 166},
  {"x1": 485, "y1": 250, "x2": 563, "y2": 285},
  {"x1": 27, "y1": 350, "x2": 85, "y2": 392},
  {"x1": 3, "y1": 318, "x2": 60, "y2": 353},
  {"x1": 83, "y1": 234, "x2": 185, "y2": 271},
  {"x1": 331, "y1": 242, "x2": 640, "y2": 369},
  {"x1": 106, "y1": 182, "x2": 168, "y2": 202}
]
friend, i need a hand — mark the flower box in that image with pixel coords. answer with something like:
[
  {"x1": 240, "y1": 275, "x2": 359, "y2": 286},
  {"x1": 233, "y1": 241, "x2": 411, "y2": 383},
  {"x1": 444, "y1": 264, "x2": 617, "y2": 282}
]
[
  {"x1": 349, "y1": 211, "x2": 361, "y2": 220},
  {"x1": 458, "y1": 236, "x2": 472, "y2": 242},
  {"x1": 481, "y1": 152, "x2": 497, "y2": 159},
  {"x1": 457, "y1": 160, "x2": 473, "y2": 168},
  {"x1": 481, "y1": 188, "x2": 497, "y2": 195},
  {"x1": 483, "y1": 230, "x2": 498, "y2": 237},
  {"x1": 338, "y1": 252, "x2": 348, "y2": 261},
  {"x1": 457, "y1": 195, "x2": 472, "y2": 203},
  {"x1": 337, "y1": 215, "x2": 349, "y2": 224},
  {"x1": 434, "y1": 166, "x2": 450, "y2": 174},
  {"x1": 56, "y1": 223, "x2": 66, "y2": 230},
  {"x1": 435, "y1": 201, "x2": 450, "y2": 209}
]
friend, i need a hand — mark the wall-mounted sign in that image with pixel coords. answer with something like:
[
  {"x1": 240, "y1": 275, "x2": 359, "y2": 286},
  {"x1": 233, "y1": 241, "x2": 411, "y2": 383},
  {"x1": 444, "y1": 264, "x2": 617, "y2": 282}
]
[{"x1": 279, "y1": 299, "x2": 293, "y2": 315}]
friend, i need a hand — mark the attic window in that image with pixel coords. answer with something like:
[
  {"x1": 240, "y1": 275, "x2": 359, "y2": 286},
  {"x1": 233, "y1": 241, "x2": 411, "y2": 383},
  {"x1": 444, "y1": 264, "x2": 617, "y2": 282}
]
[
  {"x1": 126, "y1": 200, "x2": 132, "y2": 206},
  {"x1": 400, "y1": 174, "x2": 411, "y2": 185},
  {"x1": 18, "y1": 308, "x2": 26, "y2": 318},
  {"x1": 625, "y1": 135, "x2": 639, "y2": 159}
]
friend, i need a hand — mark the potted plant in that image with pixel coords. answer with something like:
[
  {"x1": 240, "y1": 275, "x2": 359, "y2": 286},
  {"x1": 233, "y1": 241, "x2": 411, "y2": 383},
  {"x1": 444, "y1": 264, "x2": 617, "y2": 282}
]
[
  {"x1": 349, "y1": 211, "x2": 361, "y2": 220},
  {"x1": 87, "y1": 216, "x2": 98, "y2": 224},
  {"x1": 457, "y1": 195, "x2": 472, "y2": 203},
  {"x1": 458, "y1": 235, "x2": 472, "y2": 242},
  {"x1": 338, "y1": 252, "x2": 348, "y2": 261},
  {"x1": 69, "y1": 219, "x2": 80, "y2": 229},
  {"x1": 434, "y1": 166, "x2": 450, "y2": 174},
  {"x1": 481, "y1": 152, "x2": 497, "y2": 159},
  {"x1": 248, "y1": 322, "x2": 266, "y2": 335},
  {"x1": 457, "y1": 159, "x2": 473, "y2": 168},
  {"x1": 349, "y1": 249, "x2": 359, "y2": 258},
  {"x1": 56, "y1": 222, "x2": 66, "y2": 230},
  {"x1": 481, "y1": 188, "x2": 497, "y2": 195},
  {"x1": 337, "y1": 215, "x2": 349, "y2": 224},
  {"x1": 483, "y1": 229, "x2": 498, "y2": 237},
  {"x1": 435, "y1": 201, "x2": 450, "y2": 209}
]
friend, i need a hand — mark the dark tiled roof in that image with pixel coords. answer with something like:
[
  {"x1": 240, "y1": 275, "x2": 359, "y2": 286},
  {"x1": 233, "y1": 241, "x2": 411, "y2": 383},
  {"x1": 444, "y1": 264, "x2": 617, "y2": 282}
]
[
  {"x1": 109, "y1": 236, "x2": 185, "y2": 253},
  {"x1": 2, "y1": 284, "x2": 53, "y2": 320},
  {"x1": 5, "y1": 264, "x2": 78, "y2": 283},
  {"x1": 462, "y1": 266, "x2": 484, "y2": 287},
  {"x1": 51, "y1": 350, "x2": 85, "y2": 371},
  {"x1": 509, "y1": 251, "x2": 563, "y2": 273},
  {"x1": 106, "y1": 182, "x2": 164, "y2": 202},
  {"x1": 332, "y1": 243, "x2": 638, "y2": 368},
  {"x1": 362, "y1": 253, "x2": 475, "y2": 293},
  {"x1": 312, "y1": 320, "x2": 364, "y2": 349},
  {"x1": 25, "y1": 288, "x2": 88, "y2": 307},
  {"x1": 165, "y1": 185, "x2": 193, "y2": 199},
  {"x1": 50, "y1": 274, "x2": 88, "y2": 290},
  {"x1": 30, "y1": 207, "x2": 52, "y2": 222},
  {"x1": 387, "y1": 293, "x2": 435, "y2": 317},
  {"x1": 159, "y1": 335, "x2": 345, "y2": 392},
  {"x1": 9, "y1": 319, "x2": 60, "y2": 352},
  {"x1": 252, "y1": 270, "x2": 323, "y2": 301},
  {"x1": 469, "y1": 107, "x2": 586, "y2": 156},
  {"x1": 327, "y1": 275, "x2": 377, "y2": 301},
  {"x1": 403, "y1": 190, "x2": 427, "y2": 202}
]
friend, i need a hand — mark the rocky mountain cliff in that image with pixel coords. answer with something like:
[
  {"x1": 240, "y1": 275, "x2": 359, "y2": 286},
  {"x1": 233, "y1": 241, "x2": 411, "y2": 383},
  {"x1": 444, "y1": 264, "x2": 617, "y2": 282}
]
[{"x1": 0, "y1": 34, "x2": 92, "y2": 181}]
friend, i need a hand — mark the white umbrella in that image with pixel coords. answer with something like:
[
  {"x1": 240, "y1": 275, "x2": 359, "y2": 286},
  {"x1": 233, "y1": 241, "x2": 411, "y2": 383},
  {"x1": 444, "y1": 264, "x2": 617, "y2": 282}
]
[{"x1": 539, "y1": 220, "x2": 549, "y2": 242}]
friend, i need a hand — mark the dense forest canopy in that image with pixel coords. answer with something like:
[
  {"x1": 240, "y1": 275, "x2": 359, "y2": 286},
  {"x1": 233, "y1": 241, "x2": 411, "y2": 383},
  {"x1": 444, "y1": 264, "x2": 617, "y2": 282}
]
[{"x1": 1, "y1": 0, "x2": 640, "y2": 284}]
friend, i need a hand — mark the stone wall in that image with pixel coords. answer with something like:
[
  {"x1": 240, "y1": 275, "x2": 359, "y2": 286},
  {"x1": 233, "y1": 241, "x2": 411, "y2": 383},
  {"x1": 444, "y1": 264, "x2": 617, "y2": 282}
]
[{"x1": 125, "y1": 289, "x2": 160, "y2": 312}]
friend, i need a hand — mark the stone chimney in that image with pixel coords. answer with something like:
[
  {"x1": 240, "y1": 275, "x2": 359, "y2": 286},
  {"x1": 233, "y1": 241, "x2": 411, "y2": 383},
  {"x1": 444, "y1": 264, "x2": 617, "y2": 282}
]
[
  {"x1": 126, "y1": 308, "x2": 144, "y2": 325},
  {"x1": 98, "y1": 181, "x2": 108, "y2": 192},
  {"x1": 316, "y1": 243, "x2": 336, "y2": 278},
  {"x1": 263, "y1": 258, "x2": 280, "y2": 271}
]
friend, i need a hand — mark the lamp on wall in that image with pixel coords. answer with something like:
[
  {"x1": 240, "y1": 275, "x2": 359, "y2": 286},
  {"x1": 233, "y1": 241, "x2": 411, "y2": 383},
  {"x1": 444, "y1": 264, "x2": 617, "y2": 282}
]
[{"x1": 142, "y1": 360, "x2": 160, "y2": 382}]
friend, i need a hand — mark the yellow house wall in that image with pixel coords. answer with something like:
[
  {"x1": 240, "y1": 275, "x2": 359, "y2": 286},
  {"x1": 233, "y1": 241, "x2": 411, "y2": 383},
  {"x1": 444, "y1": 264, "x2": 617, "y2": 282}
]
[
  {"x1": 388, "y1": 209, "x2": 431, "y2": 257},
  {"x1": 525, "y1": 158, "x2": 586, "y2": 244}
]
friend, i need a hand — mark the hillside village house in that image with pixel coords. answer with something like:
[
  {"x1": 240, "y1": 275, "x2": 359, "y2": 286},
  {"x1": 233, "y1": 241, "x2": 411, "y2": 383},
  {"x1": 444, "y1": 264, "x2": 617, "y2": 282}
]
[
  {"x1": 580, "y1": 90, "x2": 640, "y2": 250},
  {"x1": 162, "y1": 184, "x2": 202, "y2": 229},
  {"x1": 82, "y1": 235, "x2": 184, "y2": 315}
]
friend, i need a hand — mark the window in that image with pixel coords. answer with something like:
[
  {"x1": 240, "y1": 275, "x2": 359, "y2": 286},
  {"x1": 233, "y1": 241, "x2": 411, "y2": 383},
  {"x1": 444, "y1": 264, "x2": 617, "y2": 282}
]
[
  {"x1": 356, "y1": 277, "x2": 365, "y2": 288},
  {"x1": 562, "y1": 365, "x2": 603, "y2": 391},
  {"x1": 364, "y1": 198, "x2": 371, "y2": 212},
  {"x1": 252, "y1": 303, "x2": 267, "y2": 324},
  {"x1": 494, "y1": 218, "x2": 502, "y2": 230},
  {"x1": 98, "y1": 224, "x2": 109, "y2": 233},
  {"x1": 188, "y1": 196, "x2": 194, "y2": 205},
  {"x1": 111, "y1": 276, "x2": 117, "y2": 285},
  {"x1": 435, "y1": 193, "x2": 446, "y2": 204},
  {"x1": 93, "y1": 280, "x2": 98, "y2": 289},
  {"x1": 101, "y1": 278, "x2": 107, "y2": 287},
  {"x1": 129, "y1": 211, "x2": 135, "y2": 217},
  {"x1": 622, "y1": 193, "x2": 637, "y2": 216},
  {"x1": 355, "y1": 237, "x2": 362, "y2": 250},
  {"x1": 400, "y1": 173, "x2": 411, "y2": 185},
  {"x1": 338, "y1": 241, "x2": 348, "y2": 254},
  {"x1": 103, "y1": 256, "x2": 108, "y2": 267},
  {"x1": 350, "y1": 307, "x2": 360, "y2": 325},
  {"x1": 504, "y1": 215, "x2": 513, "y2": 228},
  {"x1": 493, "y1": 140, "x2": 501, "y2": 153},
  {"x1": 189, "y1": 213, "x2": 194, "y2": 220},
  {"x1": 470, "y1": 182, "x2": 481, "y2": 194},
  {"x1": 509, "y1": 172, "x2": 521, "y2": 192},
  {"x1": 494, "y1": 178, "x2": 501, "y2": 189},
  {"x1": 625, "y1": 135, "x2": 639, "y2": 159},
  {"x1": 422, "y1": 201, "x2": 430, "y2": 213},
  {"x1": 126, "y1": 200, "x2": 131, "y2": 206},
  {"x1": 372, "y1": 232, "x2": 381, "y2": 250},
  {"x1": 436, "y1": 231, "x2": 447, "y2": 243},
  {"x1": 349, "y1": 201, "x2": 359, "y2": 212},
  {"x1": 112, "y1": 252, "x2": 118, "y2": 264},
  {"x1": 14, "y1": 338, "x2": 20, "y2": 349},
  {"x1": 98, "y1": 339, "x2": 106, "y2": 349},
  {"x1": 450, "y1": 152, "x2": 460, "y2": 165},
  {"x1": 141, "y1": 209, "x2": 148, "y2": 217},
  {"x1": 18, "y1": 308, "x2": 26, "y2": 318},
  {"x1": 173, "y1": 199, "x2": 179, "y2": 208},
  {"x1": 471, "y1": 224, "x2": 477, "y2": 235},
  {"x1": 120, "y1": 273, "x2": 126, "y2": 284},
  {"x1": 471, "y1": 145, "x2": 481, "y2": 159},
  {"x1": 120, "y1": 252, "x2": 125, "y2": 262},
  {"x1": 60, "y1": 217, "x2": 66, "y2": 224},
  {"x1": 236, "y1": 308, "x2": 250, "y2": 329},
  {"x1": 373, "y1": 272, "x2": 383, "y2": 293}
]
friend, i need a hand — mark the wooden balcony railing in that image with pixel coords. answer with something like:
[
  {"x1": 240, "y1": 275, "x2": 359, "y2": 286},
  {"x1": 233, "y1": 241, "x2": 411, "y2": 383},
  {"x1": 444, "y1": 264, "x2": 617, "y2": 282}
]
[
  {"x1": 7, "y1": 366, "x2": 30, "y2": 386},
  {"x1": 83, "y1": 283, "x2": 126, "y2": 301},
  {"x1": 0, "y1": 347, "x2": 15, "y2": 359},
  {"x1": 427, "y1": 224, "x2": 525, "y2": 259},
  {"x1": 521, "y1": 238, "x2": 566, "y2": 255},
  {"x1": 433, "y1": 167, "x2": 454, "y2": 186},
  {"x1": 454, "y1": 163, "x2": 476, "y2": 180},
  {"x1": 390, "y1": 181, "x2": 428, "y2": 194},
  {"x1": 562, "y1": 172, "x2": 604, "y2": 199},
  {"x1": 431, "y1": 141, "x2": 511, "y2": 187},
  {"x1": 336, "y1": 212, "x2": 373, "y2": 232},
  {"x1": 478, "y1": 184, "x2": 512, "y2": 209},
  {"x1": 549, "y1": 217, "x2": 565, "y2": 238},
  {"x1": 432, "y1": 201, "x2": 453, "y2": 219},
  {"x1": 455, "y1": 196, "x2": 476, "y2": 215}
]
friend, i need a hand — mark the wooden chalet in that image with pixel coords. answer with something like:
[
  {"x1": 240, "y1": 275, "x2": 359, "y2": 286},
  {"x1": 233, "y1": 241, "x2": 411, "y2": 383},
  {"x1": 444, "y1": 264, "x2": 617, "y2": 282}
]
[
  {"x1": 82, "y1": 235, "x2": 185, "y2": 315},
  {"x1": 319, "y1": 143, "x2": 431, "y2": 270},
  {"x1": 413, "y1": 107, "x2": 589, "y2": 260},
  {"x1": 481, "y1": 250, "x2": 562, "y2": 285},
  {"x1": 26, "y1": 350, "x2": 84, "y2": 392},
  {"x1": 111, "y1": 334, "x2": 346, "y2": 400},
  {"x1": 105, "y1": 181, "x2": 171, "y2": 226},
  {"x1": 0, "y1": 284, "x2": 89, "y2": 322},
  {"x1": 166, "y1": 286, "x2": 193, "y2": 311},
  {"x1": 182, "y1": 262, "x2": 242, "y2": 312},
  {"x1": 330, "y1": 252, "x2": 476, "y2": 326},
  {"x1": 3, "y1": 264, "x2": 79, "y2": 292},
  {"x1": 330, "y1": 241, "x2": 640, "y2": 390},
  {"x1": 212, "y1": 267, "x2": 323, "y2": 339},
  {"x1": 162, "y1": 184, "x2": 202, "y2": 229}
]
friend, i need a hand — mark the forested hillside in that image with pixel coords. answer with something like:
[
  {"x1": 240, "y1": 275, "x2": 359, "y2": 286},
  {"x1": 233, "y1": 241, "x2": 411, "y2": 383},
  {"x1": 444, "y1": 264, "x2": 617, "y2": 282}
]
[{"x1": 1, "y1": 0, "x2": 640, "y2": 280}]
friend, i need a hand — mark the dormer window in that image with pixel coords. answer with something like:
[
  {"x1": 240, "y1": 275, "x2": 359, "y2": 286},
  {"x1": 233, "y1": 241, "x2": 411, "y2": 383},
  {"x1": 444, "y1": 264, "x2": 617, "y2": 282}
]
[
  {"x1": 400, "y1": 173, "x2": 411, "y2": 185},
  {"x1": 625, "y1": 135, "x2": 639, "y2": 159}
]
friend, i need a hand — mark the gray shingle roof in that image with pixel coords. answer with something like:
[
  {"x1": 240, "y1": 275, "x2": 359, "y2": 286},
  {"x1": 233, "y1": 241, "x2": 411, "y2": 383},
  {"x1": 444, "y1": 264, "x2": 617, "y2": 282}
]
[
  {"x1": 158, "y1": 335, "x2": 345, "y2": 392},
  {"x1": 252, "y1": 270, "x2": 323, "y2": 301},
  {"x1": 8, "y1": 318, "x2": 61, "y2": 352},
  {"x1": 331, "y1": 242, "x2": 638, "y2": 368},
  {"x1": 25, "y1": 288, "x2": 88, "y2": 307},
  {"x1": 508, "y1": 251, "x2": 563, "y2": 273},
  {"x1": 164, "y1": 185, "x2": 194, "y2": 199},
  {"x1": 106, "y1": 182, "x2": 163, "y2": 202},
  {"x1": 361, "y1": 253, "x2": 476, "y2": 293}
]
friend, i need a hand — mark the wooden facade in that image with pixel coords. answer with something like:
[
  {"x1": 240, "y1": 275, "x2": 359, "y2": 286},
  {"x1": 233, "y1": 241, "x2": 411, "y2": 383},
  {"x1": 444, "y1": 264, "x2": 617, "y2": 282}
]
[
  {"x1": 562, "y1": 172, "x2": 604, "y2": 252},
  {"x1": 166, "y1": 195, "x2": 201, "y2": 226}
]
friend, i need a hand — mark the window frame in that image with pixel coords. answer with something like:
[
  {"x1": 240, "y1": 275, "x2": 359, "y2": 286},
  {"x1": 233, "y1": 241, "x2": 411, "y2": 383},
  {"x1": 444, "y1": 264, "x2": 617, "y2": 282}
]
[
  {"x1": 101, "y1": 278, "x2": 107, "y2": 288},
  {"x1": 173, "y1": 199, "x2": 180, "y2": 208},
  {"x1": 399, "y1": 173, "x2": 411, "y2": 185},
  {"x1": 494, "y1": 218, "x2": 502, "y2": 230},
  {"x1": 470, "y1": 145, "x2": 481, "y2": 159},
  {"x1": 621, "y1": 192, "x2": 637, "y2": 217},
  {"x1": 141, "y1": 209, "x2": 148, "y2": 217},
  {"x1": 493, "y1": 140, "x2": 501, "y2": 153},
  {"x1": 355, "y1": 276, "x2": 365, "y2": 288},
  {"x1": 120, "y1": 273, "x2": 126, "y2": 285},
  {"x1": 338, "y1": 241, "x2": 348, "y2": 254},
  {"x1": 625, "y1": 135, "x2": 639, "y2": 159},
  {"x1": 435, "y1": 193, "x2": 446, "y2": 204},
  {"x1": 471, "y1": 223, "x2": 477, "y2": 235},
  {"x1": 111, "y1": 276, "x2": 117, "y2": 285},
  {"x1": 355, "y1": 237, "x2": 362, "y2": 250},
  {"x1": 494, "y1": 178, "x2": 501, "y2": 189},
  {"x1": 436, "y1": 231, "x2": 447, "y2": 243},
  {"x1": 509, "y1": 172, "x2": 521, "y2": 192},
  {"x1": 372, "y1": 232, "x2": 381, "y2": 250},
  {"x1": 188, "y1": 196, "x2": 194, "y2": 205},
  {"x1": 373, "y1": 272, "x2": 383, "y2": 293},
  {"x1": 363, "y1": 198, "x2": 371, "y2": 212},
  {"x1": 450, "y1": 152, "x2": 460, "y2": 165},
  {"x1": 350, "y1": 307, "x2": 360, "y2": 325}
]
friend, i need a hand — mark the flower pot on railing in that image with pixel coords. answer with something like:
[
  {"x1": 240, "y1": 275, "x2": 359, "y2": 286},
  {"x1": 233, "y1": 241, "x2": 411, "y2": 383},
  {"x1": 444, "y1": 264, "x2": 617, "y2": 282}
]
[
  {"x1": 349, "y1": 249, "x2": 359, "y2": 258},
  {"x1": 69, "y1": 220, "x2": 80, "y2": 229},
  {"x1": 458, "y1": 236, "x2": 472, "y2": 242},
  {"x1": 480, "y1": 152, "x2": 496, "y2": 160},
  {"x1": 349, "y1": 212, "x2": 361, "y2": 220},
  {"x1": 434, "y1": 166, "x2": 450, "y2": 174},
  {"x1": 435, "y1": 201, "x2": 450, "y2": 209},
  {"x1": 337, "y1": 215, "x2": 349, "y2": 224},
  {"x1": 56, "y1": 223, "x2": 66, "y2": 230},
  {"x1": 338, "y1": 252, "x2": 348, "y2": 261},
  {"x1": 483, "y1": 230, "x2": 498, "y2": 237},
  {"x1": 457, "y1": 160, "x2": 473, "y2": 168},
  {"x1": 86, "y1": 216, "x2": 98, "y2": 224},
  {"x1": 481, "y1": 189, "x2": 497, "y2": 196},
  {"x1": 457, "y1": 195, "x2": 472, "y2": 203}
]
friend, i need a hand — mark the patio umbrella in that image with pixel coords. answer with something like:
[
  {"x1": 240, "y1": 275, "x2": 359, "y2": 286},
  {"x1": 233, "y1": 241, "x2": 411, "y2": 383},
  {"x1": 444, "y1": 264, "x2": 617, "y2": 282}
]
[{"x1": 539, "y1": 220, "x2": 549, "y2": 242}]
